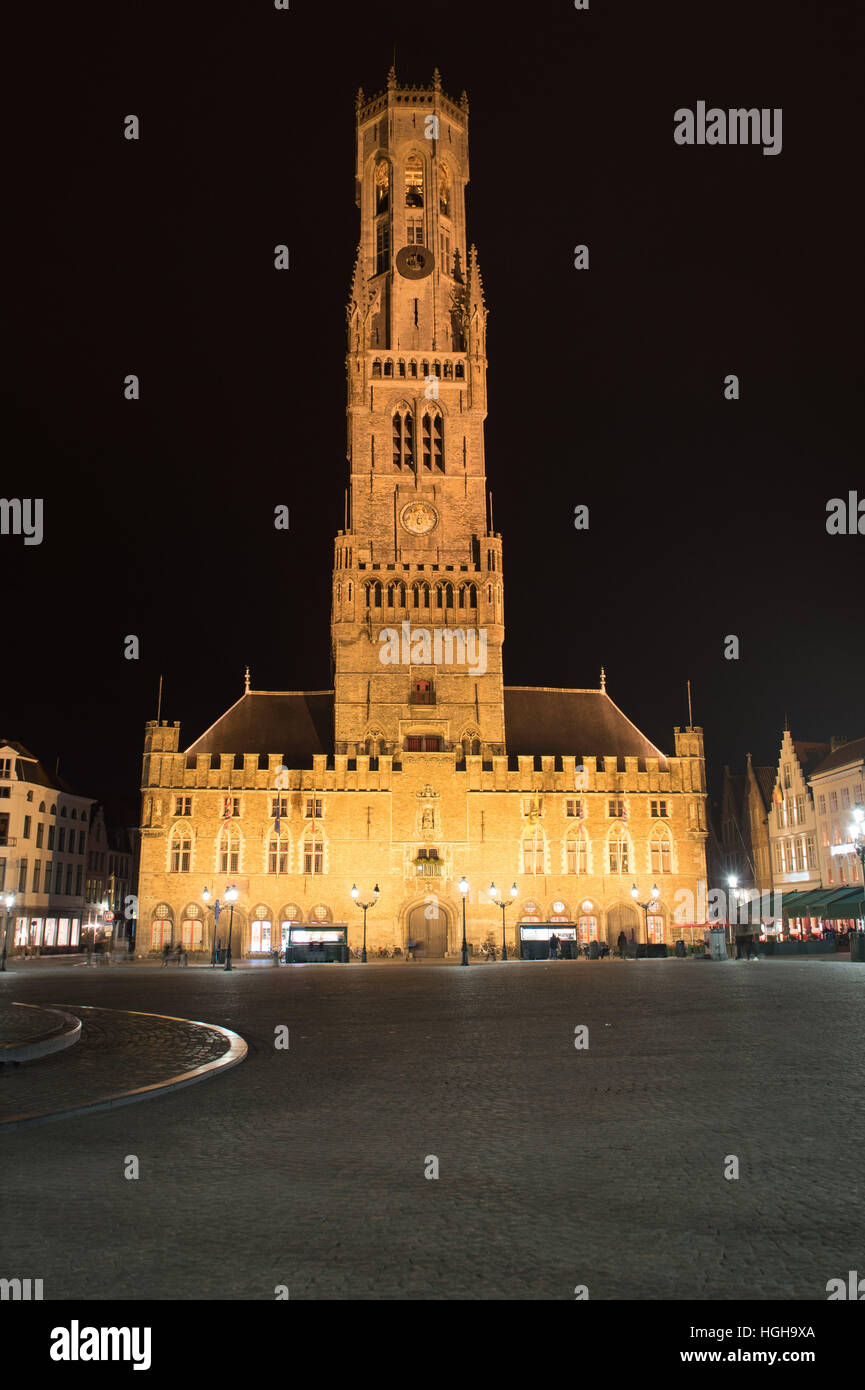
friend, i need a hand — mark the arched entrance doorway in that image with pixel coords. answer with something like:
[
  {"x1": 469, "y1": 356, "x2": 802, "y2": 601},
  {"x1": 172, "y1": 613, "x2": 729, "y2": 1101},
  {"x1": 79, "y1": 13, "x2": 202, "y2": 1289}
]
[
  {"x1": 605, "y1": 902, "x2": 640, "y2": 950},
  {"x1": 406, "y1": 901, "x2": 449, "y2": 958}
]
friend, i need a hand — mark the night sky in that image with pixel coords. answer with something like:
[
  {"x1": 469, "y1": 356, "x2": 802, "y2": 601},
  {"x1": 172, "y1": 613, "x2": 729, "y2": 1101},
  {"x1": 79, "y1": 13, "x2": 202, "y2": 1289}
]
[{"x1": 4, "y1": 0, "x2": 863, "y2": 827}]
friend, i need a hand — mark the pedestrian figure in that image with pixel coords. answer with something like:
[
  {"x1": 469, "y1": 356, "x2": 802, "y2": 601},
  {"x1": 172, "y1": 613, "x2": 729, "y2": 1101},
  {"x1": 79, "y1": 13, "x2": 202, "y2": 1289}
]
[
  {"x1": 162, "y1": 943, "x2": 171, "y2": 967},
  {"x1": 617, "y1": 930, "x2": 627, "y2": 958},
  {"x1": 548, "y1": 931, "x2": 559, "y2": 960},
  {"x1": 181, "y1": 945, "x2": 188, "y2": 967}
]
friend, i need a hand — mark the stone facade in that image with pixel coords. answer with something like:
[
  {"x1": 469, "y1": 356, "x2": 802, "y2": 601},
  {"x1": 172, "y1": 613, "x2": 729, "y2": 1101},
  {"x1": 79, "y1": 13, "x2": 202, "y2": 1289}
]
[{"x1": 136, "y1": 71, "x2": 710, "y2": 958}]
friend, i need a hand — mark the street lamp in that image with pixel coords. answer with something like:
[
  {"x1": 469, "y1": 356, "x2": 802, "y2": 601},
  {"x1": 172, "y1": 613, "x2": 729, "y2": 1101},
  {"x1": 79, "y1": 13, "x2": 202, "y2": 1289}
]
[
  {"x1": 458, "y1": 875, "x2": 469, "y2": 966},
  {"x1": 223, "y1": 884, "x2": 239, "y2": 971},
  {"x1": 202, "y1": 887, "x2": 221, "y2": 966},
  {"x1": 488, "y1": 882, "x2": 518, "y2": 961},
  {"x1": 350, "y1": 882, "x2": 379, "y2": 962},
  {"x1": 0, "y1": 891, "x2": 16, "y2": 972},
  {"x1": 848, "y1": 808, "x2": 865, "y2": 931},
  {"x1": 631, "y1": 883, "x2": 660, "y2": 955}
]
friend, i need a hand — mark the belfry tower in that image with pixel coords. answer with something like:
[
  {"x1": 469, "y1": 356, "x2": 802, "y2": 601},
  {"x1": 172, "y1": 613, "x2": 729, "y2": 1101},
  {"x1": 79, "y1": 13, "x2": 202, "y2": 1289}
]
[{"x1": 332, "y1": 68, "x2": 506, "y2": 758}]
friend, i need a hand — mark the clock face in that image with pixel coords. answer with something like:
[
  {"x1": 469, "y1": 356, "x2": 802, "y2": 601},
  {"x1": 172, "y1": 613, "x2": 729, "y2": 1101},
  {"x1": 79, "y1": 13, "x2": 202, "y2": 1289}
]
[
  {"x1": 396, "y1": 244, "x2": 435, "y2": 279},
  {"x1": 400, "y1": 501, "x2": 438, "y2": 536}
]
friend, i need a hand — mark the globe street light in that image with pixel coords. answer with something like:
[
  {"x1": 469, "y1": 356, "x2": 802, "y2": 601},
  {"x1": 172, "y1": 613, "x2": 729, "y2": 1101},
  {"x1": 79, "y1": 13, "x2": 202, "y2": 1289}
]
[
  {"x1": 631, "y1": 883, "x2": 660, "y2": 955},
  {"x1": 488, "y1": 882, "x2": 518, "y2": 961},
  {"x1": 0, "y1": 891, "x2": 16, "y2": 972},
  {"x1": 223, "y1": 884, "x2": 239, "y2": 971},
  {"x1": 350, "y1": 882, "x2": 379, "y2": 962},
  {"x1": 458, "y1": 875, "x2": 470, "y2": 966}
]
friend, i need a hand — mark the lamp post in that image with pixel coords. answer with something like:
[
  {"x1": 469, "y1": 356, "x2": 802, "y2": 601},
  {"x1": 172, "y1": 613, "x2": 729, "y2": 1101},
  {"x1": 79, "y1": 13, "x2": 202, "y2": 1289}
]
[
  {"x1": 458, "y1": 875, "x2": 469, "y2": 966},
  {"x1": 202, "y1": 887, "x2": 221, "y2": 966},
  {"x1": 631, "y1": 883, "x2": 660, "y2": 955},
  {"x1": 350, "y1": 882, "x2": 379, "y2": 962},
  {"x1": 849, "y1": 807, "x2": 865, "y2": 931},
  {"x1": 728, "y1": 875, "x2": 744, "y2": 947},
  {"x1": 488, "y1": 882, "x2": 518, "y2": 961},
  {"x1": 223, "y1": 884, "x2": 239, "y2": 971},
  {"x1": 0, "y1": 891, "x2": 16, "y2": 972}
]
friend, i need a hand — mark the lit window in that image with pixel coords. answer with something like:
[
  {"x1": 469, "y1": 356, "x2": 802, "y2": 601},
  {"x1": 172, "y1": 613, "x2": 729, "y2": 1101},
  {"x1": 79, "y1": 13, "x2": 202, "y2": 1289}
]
[
  {"x1": 303, "y1": 835, "x2": 323, "y2": 875},
  {"x1": 405, "y1": 155, "x2": 424, "y2": 207}
]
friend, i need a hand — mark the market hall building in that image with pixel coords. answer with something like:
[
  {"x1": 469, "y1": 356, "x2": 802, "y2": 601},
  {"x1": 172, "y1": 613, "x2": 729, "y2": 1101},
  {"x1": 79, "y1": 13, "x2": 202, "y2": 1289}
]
[{"x1": 137, "y1": 70, "x2": 710, "y2": 960}]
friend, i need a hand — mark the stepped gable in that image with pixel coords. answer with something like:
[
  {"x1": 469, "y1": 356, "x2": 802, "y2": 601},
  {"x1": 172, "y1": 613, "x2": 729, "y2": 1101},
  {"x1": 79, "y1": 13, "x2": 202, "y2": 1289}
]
[
  {"x1": 184, "y1": 692, "x2": 332, "y2": 760},
  {"x1": 503, "y1": 687, "x2": 668, "y2": 766}
]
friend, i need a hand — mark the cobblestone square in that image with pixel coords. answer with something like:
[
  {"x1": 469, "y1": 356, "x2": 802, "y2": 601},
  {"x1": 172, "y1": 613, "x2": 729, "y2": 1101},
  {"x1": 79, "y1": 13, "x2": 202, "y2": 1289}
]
[{"x1": 1, "y1": 958, "x2": 863, "y2": 1300}]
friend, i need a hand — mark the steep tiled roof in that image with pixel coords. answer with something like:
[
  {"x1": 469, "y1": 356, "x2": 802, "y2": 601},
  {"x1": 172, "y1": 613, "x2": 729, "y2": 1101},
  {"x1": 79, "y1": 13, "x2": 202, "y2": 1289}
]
[
  {"x1": 179, "y1": 687, "x2": 670, "y2": 765},
  {"x1": 185, "y1": 693, "x2": 332, "y2": 761},
  {"x1": 810, "y1": 736, "x2": 865, "y2": 777},
  {"x1": 503, "y1": 688, "x2": 668, "y2": 764}
]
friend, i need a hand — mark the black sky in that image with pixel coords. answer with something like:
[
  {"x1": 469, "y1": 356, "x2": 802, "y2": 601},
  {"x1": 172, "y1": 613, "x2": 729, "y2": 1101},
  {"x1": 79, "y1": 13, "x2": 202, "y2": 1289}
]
[{"x1": 3, "y1": 0, "x2": 863, "y2": 825}]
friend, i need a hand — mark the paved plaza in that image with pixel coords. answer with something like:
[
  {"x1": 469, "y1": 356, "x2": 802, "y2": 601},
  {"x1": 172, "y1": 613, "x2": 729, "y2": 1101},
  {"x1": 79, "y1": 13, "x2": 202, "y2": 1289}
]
[{"x1": 1, "y1": 957, "x2": 863, "y2": 1300}]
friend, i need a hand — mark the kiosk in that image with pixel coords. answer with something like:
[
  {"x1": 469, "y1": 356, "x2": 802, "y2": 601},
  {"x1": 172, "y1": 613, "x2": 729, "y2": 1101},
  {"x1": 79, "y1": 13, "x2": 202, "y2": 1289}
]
[
  {"x1": 519, "y1": 924, "x2": 578, "y2": 960},
  {"x1": 287, "y1": 924, "x2": 349, "y2": 963}
]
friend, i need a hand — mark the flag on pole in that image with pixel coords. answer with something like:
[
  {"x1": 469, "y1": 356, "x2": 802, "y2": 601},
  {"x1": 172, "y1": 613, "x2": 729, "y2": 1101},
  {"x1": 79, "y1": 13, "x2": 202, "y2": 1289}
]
[
  {"x1": 274, "y1": 798, "x2": 281, "y2": 837},
  {"x1": 621, "y1": 801, "x2": 628, "y2": 825},
  {"x1": 223, "y1": 797, "x2": 232, "y2": 819}
]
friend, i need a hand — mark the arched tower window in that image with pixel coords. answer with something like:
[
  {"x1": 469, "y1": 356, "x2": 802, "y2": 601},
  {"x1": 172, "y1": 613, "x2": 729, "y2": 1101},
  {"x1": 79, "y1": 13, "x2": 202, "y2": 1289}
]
[
  {"x1": 375, "y1": 160, "x2": 390, "y2": 214},
  {"x1": 169, "y1": 827, "x2": 192, "y2": 873},
  {"x1": 650, "y1": 829, "x2": 672, "y2": 875},
  {"x1": 566, "y1": 828, "x2": 588, "y2": 875},
  {"x1": 405, "y1": 155, "x2": 424, "y2": 208},
  {"x1": 522, "y1": 828, "x2": 545, "y2": 875},
  {"x1": 421, "y1": 407, "x2": 444, "y2": 471},
  {"x1": 218, "y1": 825, "x2": 240, "y2": 875},
  {"x1": 608, "y1": 829, "x2": 630, "y2": 875},
  {"x1": 392, "y1": 407, "x2": 415, "y2": 470},
  {"x1": 439, "y1": 164, "x2": 451, "y2": 217}
]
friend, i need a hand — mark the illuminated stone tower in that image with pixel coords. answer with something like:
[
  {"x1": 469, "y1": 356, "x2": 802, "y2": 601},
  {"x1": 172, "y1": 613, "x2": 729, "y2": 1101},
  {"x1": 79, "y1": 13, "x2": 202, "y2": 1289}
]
[{"x1": 332, "y1": 68, "x2": 505, "y2": 758}]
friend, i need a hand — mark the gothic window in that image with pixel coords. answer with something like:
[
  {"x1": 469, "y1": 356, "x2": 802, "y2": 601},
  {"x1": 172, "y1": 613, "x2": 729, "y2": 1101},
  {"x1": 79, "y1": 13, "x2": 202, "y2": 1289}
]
[
  {"x1": 405, "y1": 155, "x2": 424, "y2": 208},
  {"x1": 392, "y1": 408, "x2": 415, "y2": 470},
  {"x1": 435, "y1": 585, "x2": 444, "y2": 611},
  {"x1": 647, "y1": 914, "x2": 665, "y2": 944},
  {"x1": 443, "y1": 360, "x2": 453, "y2": 379},
  {"x1": 468, "y1": 584, "x2": 477, "y2": 609},
  {"x1": 421, "y1": 408, "x2": 444, "y2": 470},
  {"x1": 268, "y1": 833, "x2": 290, "y2": 875},
  {"x1": 375, "y1": 219, "x2": 390, "y2": 275},
  {"x1": 372, "y1": 359, "x2": 382, "y2": 377},
  {"x1": 375, "y1": 160, "x2": 390, "y2": 214},
  {"x1": 386, "y1": 583, "x2": 396, "y2": 607},
  {"x1": 410, "y1": 360, "x2": 418, "y2": 378},
  {"x1": 398, "y1": 359, "x2": 406, "y2": 377},
  {"x1": 439, "y1": 164, "x2": 451, "y2": 217},
  {"x1": 522, "y1": 829, "x2": 545, "y2": 875},
  {"x1": 169, "y1": 828, "x2": 191, "y2": 873},
  {"x1": 440, "y1": 228, "x2": 451, "y2": 271},
  {"x1": 444, "y1": 583, "x2": 454, "y2": 609},
  {"x1": 397, "y1": 582, "x2": 406, "y2": 607},
  {"x1": 384, "y1": 359, "x2": 393, "y2": 377},
  {"x1": 303, "y1": 833, "x2": 324, "y2": 875},
  {"x1": 650, "y1": 830, "x2": 672, "y2": 875},
  {"x1": 608, "y1": 830, "x2": 629, "y2": 874},
  {"x1": 372, "y1": 581, "x2": 382, "y2": 608},
  {"x1": 219, "y1": 826, "x2": 240, "y2": 875},
  {"x1": 566, "y1": 828, "x2": 588, "y2": 875}
]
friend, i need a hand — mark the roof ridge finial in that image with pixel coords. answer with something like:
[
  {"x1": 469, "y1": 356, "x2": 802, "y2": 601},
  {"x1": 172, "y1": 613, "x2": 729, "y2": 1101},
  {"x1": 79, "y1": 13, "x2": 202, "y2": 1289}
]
[
  {"x1": 600, "y1": 666, "x2": 606, "y2": 693},
  {"x1": 387, "y1": 64, "x2": 397, "y2": 90},
  {"x1": 432, "y1": 67, "x2": 442, "y2": 91},
  {"x1": 244, "y1": 665, "x2": 250, "y2": 694}
]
